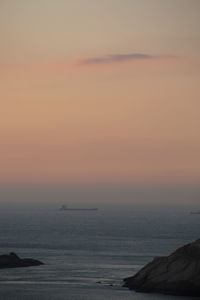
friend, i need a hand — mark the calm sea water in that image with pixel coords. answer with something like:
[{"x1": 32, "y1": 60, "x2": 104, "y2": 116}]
[{"x1": 0, "y1": 206, "x2": 199, "y2": 299}]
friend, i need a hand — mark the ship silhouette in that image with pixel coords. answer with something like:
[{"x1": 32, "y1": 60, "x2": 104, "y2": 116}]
[{"x1": 59, "y1": 205, "x2": 98, "y2": 211}]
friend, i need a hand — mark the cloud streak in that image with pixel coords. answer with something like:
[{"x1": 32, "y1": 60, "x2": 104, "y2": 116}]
[{"x1": 80, "y1": 53, "x2": 176, "y2": 65}]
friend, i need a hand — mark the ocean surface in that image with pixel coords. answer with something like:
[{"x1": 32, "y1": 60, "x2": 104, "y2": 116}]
[{"x1": 0, "y1": 205, "x2": 200, "y2": 300}]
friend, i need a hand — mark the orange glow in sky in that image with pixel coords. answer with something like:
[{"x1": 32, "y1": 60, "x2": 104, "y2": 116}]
[{"x1": 0, "y1": 0, "x2": 200, "y2": 184}]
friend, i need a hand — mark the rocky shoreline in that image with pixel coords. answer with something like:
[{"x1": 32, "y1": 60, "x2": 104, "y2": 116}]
[
  {"x1": 123, "y1": 239, "x2": 200, "y2": 297},
  {"x1": 0, "y1": 252, "x2": 43, "y2": 269}
]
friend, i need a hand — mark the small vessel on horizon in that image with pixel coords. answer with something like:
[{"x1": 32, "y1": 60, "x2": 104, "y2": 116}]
[
  {"x1": 190, "y1": 211, "x2": 200, "y2": 214},
  {"x1": 59, "y1": 205, "x2": 98, "y2": 211}
]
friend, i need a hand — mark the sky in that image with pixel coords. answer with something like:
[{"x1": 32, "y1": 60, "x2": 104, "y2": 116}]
[{"x1": 0, "y1": 0, "x2": 200, "y2": 184}]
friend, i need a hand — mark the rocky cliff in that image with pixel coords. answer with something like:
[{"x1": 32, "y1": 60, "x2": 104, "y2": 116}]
[{"x1": 123, "y1": 239, "x2": 200, "y2": 297}]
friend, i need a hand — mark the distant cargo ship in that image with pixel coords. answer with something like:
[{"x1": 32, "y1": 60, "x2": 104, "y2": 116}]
[
  {"x1": 190, "y1": 211, "x2": 200, "y2": 214},
  {"x1": 59, "y1": 205, "x2": 98, "y2": 211}
]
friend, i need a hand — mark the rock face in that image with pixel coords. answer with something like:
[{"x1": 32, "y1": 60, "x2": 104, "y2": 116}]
[
  {"x1": 0, "y1": 252, "x2": 43, "y2": 269},
  {"x1": 123, "y1": 239, "x2": 200, "y2": 297}
]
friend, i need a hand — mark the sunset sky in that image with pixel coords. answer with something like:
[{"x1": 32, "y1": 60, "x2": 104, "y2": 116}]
[{"x1": 0, "y1": 0, "x2": 200, "y2": 184}]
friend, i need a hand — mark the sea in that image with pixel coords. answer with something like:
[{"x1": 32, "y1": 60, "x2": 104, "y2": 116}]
[{"x1": 0, "y1": 185, "x2": 199, "y2": 300}]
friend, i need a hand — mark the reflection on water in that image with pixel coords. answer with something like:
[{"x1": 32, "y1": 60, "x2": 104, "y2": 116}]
[{"x1": 0, "y1": 207, "x2": 199, "y2": 299}]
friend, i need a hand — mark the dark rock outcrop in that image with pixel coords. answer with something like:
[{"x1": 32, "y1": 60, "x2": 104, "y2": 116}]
[
  {"x1": 0, "y1": 252, "x2": 43, "y2": 269},
  {"x1": 123, "y1": 239, "x2": 200, "y2": 297}
]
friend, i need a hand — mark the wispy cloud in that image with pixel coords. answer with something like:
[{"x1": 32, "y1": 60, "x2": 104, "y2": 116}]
[{"x1": 80, "y1": 53, "x2": 176, "y2": 65}]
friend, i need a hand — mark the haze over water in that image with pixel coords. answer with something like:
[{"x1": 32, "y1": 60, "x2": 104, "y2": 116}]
[{"x1": 0, "y1": 184, "x2": 199, "y2": 300}]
